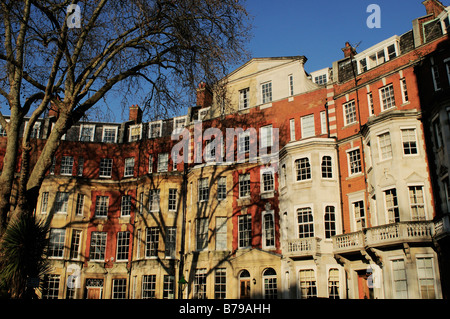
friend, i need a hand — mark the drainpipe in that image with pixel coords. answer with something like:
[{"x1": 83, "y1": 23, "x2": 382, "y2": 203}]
[{"x1": 177, "y1": 162, "x2": 188, "y2": 299}]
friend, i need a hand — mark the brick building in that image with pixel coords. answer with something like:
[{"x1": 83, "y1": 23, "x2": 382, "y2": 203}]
[{"x1": 5, "y1": 0, "x2": 450, "y2": 299}]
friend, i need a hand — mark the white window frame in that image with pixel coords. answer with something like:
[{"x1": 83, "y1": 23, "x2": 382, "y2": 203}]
[
  {"x1": 320, "y1": 154, "x2": 334, "y2": 179},
  {"x1": 148, "y1": 120, "x2": 162, "y2": 138},
  {"x1": 95, "y1": 195, "x2": 109, "y2": 218},
  {"x1": 215, "y1": 217, "x2": 227, "y2": 251},
  {"x1": 320, "y1": 111, "x2": 327, "y2": 135},
  {"x1": 323, "y1": 204, "x2": 338, "y2": 239},
  {"x1": 49, "y1": 228, "x2": 66, "y2": 259},
  {"x1": 239, "y1": 88, "x2": 250, "y2": 110},
  {"x1": 198, "y1": 107, "x2": 210, "y2": 121},
  {"x1": 99, "y1": 158, "x2": 113, "y2": 178},
  {"x1": 400, "y1": 127, "x2": 419, "y2": 156},
  {"x1": 173, "y1": 116, "x2": 187, "y2": 132},
  {"x1": 383, "y1": 187, "x2": 400, "y2": 223},
  {"x1": 120, "y1": 195, "x2": 132, "y2": 217},
  {"x1": 367, "y1": 92, "x2": 374, "y2": 116},
  {"x1": 238, "y1": 131, "x2": 250, "y2": 154},
  {"x1": 415, "y1": 254, "x2": 439, "y2": 299},
  {"x1": 400, "y1": 78, "x2": 409, "y2": 104},
  {"x1": 239, "y1": 173, "x2": 251, "y2": 198},
  {"x1": 379, "y1": 83, "x2": 396, "y2": 111},
  {"x1": 260, "y1": 167, "x2": 275, "y2": 193},
  {"x1": 296, "y1": 205, "x2": 314, "y2": 239},
  {"x1": 79, "y1": 124, "x2": 95, "y2": 142},
  {"x1": 301, "y1": 114, "x2": 315, "y2": 138},
  {"x1": 157, "y1": 153, "x2": 169, "y2": 172},
  {"x1": 116, "y1": 231, "x2": 130, "y2": 262},
  {"x1": 129, "y1": 124, "x2": 142, "y2": 142},
  {"x1": 168, "y1": 188, "x2": 177, "y2": 212},
  {"x1": 407, "y1": 184, "x2": 428, "y2": 221},
  {"x1": 390, "y1": 257, "x2": 409, "y2": 299},
  {"x1": 124, "y1": 157, "x2": 135, "y2": 177},
  {"x1": 148, "y1": 155, "x2": 153, "y2": 173},
  {"x1": 60, "y1": 156, "x2": 74, "y2": 176},
  {"x1": 260, "y1": 125, "x2": 273, "y2": 148},
  {"x1": 55, "y1": 192, "x2": 69, "y2": 214},
  {"x1": 289, "y1": 119, "x2": 296, "y2": 141},
  {"x1": 343, "y1": 100, "x2": 357, "y2": 126},
  {"x1": 148, "y1": 189, "x2": 161, "y2": 212},
  {"x1": 262, "y1": 210, "x2": 275, "y2": 249},
  {"x1": 198, "y1": 178, "x2": 209, "y2": 202},
  {"x1": 294, "y1": 155, "x2": 312, "y2": 182},
  {"x1": 102, "y1": 126, "x2": 118, "y2": 143},
  {"x1": 217, "y1": 176, "x2": 227, "y2": 201},
  {"x1": 347, "y1": 147, "x2": 362, "y2": 176},
  {"x1": 261, "y1": 81, "x2": 272, "y2": 104},
  {"x1": 41, "y1": 192, "x2": 49, "y2": 214},
  {"x1": 90, "y1": 231, "x2": 107, "y2": 261},
  {"x1": 377, "y1": 131, "x2": 393, "y2": 161},
  {"x1": 351, "y1": 197, "x2": 366, "y2": 232},
  {"x1": 238, "y1": 214, "x2": 252, "y2": 249},
  {"x1": 298, "y1": 267, "x2": 318, "y2": 299}
]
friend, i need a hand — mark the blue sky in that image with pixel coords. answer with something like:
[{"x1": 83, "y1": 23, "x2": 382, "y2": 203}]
[{"x1": 245, "y1": 0, "x2": 434, "y2": 73}]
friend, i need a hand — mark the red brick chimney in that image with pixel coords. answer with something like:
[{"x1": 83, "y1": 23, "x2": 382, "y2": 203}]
[
  {"x1": 422, "y1": 0, "x2": 446, "y2": 17},
  {"x1": 129, "y1": 104, "x2": 142, "y2": 123},
  {"x1": 342, "y1": 42, "x2": 357, "y2": 58},
  {"x1": 196, "y1": 82, "x2": 213, "y2": 108}
]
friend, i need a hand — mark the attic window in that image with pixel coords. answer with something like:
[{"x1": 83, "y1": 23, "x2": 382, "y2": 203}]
[{"x1": 356, "y1": 41, "x2": 398, "y2": 74}]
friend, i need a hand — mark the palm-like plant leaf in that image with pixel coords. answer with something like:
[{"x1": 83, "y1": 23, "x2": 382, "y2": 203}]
[{"x1": 0, "y1": 213, "x2": 52, "y2": 298}]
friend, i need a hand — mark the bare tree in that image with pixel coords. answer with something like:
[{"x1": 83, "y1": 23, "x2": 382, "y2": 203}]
[{"x1": 0, "y1": 0, "x2": 251, "y2": 234}]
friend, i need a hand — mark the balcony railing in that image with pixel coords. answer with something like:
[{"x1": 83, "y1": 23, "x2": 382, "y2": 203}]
[
  {"x1": 435, "y1": 215, "x2": 450, "y2": 240},
  {"x1": 285, "y1": 237, "x2": 321, "y2": 258},
  {"x1": 333, "y1": 221, "x2": 434, "y2": 254},
  {"x1": 333, "y1": 231, "x2": 365, "y2": 254}
]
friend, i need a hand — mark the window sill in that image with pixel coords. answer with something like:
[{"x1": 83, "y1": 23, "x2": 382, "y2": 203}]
[
  {"x1": 260, "y1": 191, "x2": 274, "y2": 199},
  {"x1": 237, "y1": 197, "x2": 252, "y2": 206},
  {"x1": 346, "y1": 172, "x2": 364, "y2": 180},
  {"x1": 259, "y1": 102, "x2": 272, "y2": 110}
]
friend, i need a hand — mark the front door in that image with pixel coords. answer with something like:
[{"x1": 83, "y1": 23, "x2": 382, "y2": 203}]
[
  {"x1": 357, "y1": 271, "x2": 373, "y2": 299},
  {"x1": 87, "y1": 287, "x2": 102, "y2": 299},
  {"x1": 240, "y1": 280, "x2": 250, "y2": 299}
]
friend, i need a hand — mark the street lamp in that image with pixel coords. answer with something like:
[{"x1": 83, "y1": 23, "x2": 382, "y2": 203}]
[{"x1": 178, "y1": 275, "x2": 188, "y2": 298}]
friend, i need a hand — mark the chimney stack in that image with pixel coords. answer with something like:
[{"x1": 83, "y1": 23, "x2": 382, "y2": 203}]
[
  {"x1": 129, "y1": 104, "x2": 143, "y2": 123},
  {"x1": 196, "y1": 82, "x2": 213, "y2": 108},
  {"x1": 422, "y1": 0, "x2": 446, "y2": 18},
  {"x1": 342, "y1": 42, "x2": 357, "y2": 58}
]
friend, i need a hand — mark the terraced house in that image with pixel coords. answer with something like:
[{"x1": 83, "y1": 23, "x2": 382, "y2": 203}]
[{"x1": 7, "y1": 0, "x2": 450, "y2": 299}]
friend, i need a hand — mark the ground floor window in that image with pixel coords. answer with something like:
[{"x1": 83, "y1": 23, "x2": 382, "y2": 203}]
[
  {"x1": 263, "y1": 268, "x2": 278, "y2": 299},
  {"x1": 299, "y1": 269, "x2": 317, "y2": 299}
]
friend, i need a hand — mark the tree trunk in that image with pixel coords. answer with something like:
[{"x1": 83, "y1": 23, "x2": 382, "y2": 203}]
[{"x1": 0, "y1": 111, "x2": 22, "y2": 236}]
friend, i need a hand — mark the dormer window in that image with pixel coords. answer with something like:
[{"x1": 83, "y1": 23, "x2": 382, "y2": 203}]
[
  {"x1": 129, "y1": 124, "x2": 142, "y2": 142},
  {"x1": 356, "y1": 39, "x2": 398, "y2": 74},
  {"x1": 173, "y1": 116, "x2": 187, "y2": 132}
]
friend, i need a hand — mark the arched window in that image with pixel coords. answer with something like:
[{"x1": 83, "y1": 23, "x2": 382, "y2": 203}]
[
  {"x1": 328, "y1": 268, "x2": 340, "y2": 299},
  {"x1": 295, "y1": 158, "x2": 311, "y2": 181},
  {"x1": 262, "y1": 268, "x2": 277, "y2": 299},
  {"x1": 321, "y1": 156, "x2": 333, "y2": 178}
]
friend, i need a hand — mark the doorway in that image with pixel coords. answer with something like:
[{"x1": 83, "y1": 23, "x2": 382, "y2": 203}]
[
  {"x1": 239, "y1": 270, "x2": 251, "y2": 299},
  {"x1": 357, "y1": 270, "x2": 374, "y2": 299},
  {"x1": 85, "y1": 278, "x2": 104, "y2": 299}
]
